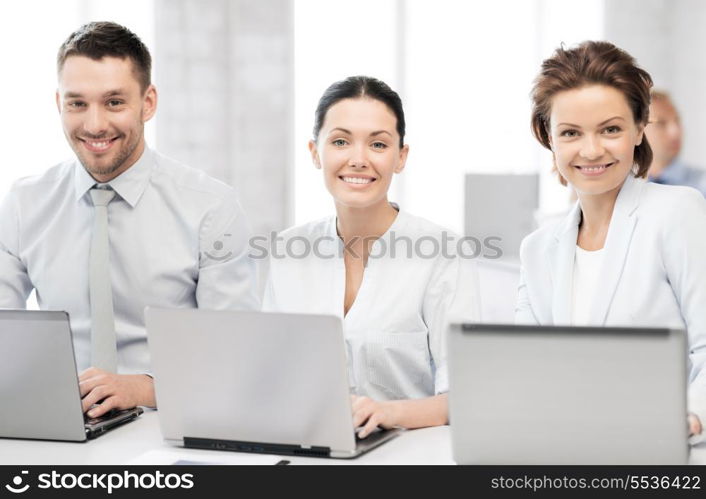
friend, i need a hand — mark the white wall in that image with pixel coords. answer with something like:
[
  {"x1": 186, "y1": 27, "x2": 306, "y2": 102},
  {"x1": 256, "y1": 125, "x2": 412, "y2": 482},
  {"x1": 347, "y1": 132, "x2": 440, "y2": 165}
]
[{"x1": 155, "y1": 0, "x2": 293, "y2": 236}]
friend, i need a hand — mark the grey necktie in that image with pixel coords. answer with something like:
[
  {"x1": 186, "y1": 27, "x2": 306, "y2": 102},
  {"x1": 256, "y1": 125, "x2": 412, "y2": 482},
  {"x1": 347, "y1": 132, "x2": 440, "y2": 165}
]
[{"x1": 89, "y1": 187, "x2": 118, "y2": 373}]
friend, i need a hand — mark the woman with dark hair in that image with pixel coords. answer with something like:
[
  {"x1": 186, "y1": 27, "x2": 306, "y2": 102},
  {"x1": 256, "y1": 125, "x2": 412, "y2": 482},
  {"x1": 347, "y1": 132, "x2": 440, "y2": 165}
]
[
  {"x1": 517, "y1": 41, "x2": 706, "y2": 442},
  {"x1": 264, "y1": 76, "x2": 478, "y2": 437}
]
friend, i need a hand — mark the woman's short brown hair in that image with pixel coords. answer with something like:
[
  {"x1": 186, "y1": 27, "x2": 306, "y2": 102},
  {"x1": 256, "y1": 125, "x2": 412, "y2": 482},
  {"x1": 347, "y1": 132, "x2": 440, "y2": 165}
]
[{"x1": 530, "y1": 41, "x2": 653, "y2": 184}]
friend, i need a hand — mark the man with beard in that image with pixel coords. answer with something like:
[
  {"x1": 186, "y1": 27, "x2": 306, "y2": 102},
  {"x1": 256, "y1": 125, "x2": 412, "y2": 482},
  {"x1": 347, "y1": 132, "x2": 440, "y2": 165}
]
[{"x1": 0, "y1": 22, "x2": 259, "y2": 417}]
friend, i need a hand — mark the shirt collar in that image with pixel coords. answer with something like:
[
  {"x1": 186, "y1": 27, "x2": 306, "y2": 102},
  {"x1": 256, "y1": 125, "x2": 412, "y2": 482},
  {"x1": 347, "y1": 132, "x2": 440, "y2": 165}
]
[
  {"x1": 652, "y1": 158, "x2": 688, "y2": 185},
  {"x1": 328, "y1": 203, "x2": 405, "y2": 240},
  {"x1": 74, "y1": 147, "x2": 154, "y2": 207}
]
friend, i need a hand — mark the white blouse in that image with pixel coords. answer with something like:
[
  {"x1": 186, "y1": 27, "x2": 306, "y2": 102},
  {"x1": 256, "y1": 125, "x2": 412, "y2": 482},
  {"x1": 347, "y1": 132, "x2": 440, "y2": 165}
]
[
  {"x1": 571, "y1": 246, "x2": 605, "y2": 326},
  {"x1": 263, "y1": 209, "x2": 479, "y2": 401}
]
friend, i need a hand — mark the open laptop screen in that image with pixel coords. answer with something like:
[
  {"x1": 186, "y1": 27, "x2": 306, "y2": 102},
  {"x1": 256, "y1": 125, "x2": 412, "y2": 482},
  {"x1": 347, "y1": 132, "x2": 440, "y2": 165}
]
[{"x1": 448, "y1": 323, "x2": 688, "y2": 464}]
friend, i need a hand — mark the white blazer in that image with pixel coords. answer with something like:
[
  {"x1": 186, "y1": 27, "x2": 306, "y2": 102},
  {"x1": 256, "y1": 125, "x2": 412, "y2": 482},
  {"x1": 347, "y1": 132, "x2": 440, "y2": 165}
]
[{"x1": 515, "y1": 174, "x2": 706, "y2": 438}]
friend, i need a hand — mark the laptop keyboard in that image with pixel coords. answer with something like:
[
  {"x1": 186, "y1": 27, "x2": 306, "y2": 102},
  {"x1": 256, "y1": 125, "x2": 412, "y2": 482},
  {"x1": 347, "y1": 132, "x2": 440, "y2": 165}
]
[
  {"x1": 84, "y1": 409, "x2": 121, "y2": 426},
  {"x1": 355, "y1": 427, "x2": 386, "y2": 442}
]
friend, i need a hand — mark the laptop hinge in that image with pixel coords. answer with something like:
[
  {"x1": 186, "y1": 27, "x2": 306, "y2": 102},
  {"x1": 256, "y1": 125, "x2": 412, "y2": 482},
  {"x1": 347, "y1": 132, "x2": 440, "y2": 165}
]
[{"x1": 184, "y1": 437, "x2": 331, "y2": 457}]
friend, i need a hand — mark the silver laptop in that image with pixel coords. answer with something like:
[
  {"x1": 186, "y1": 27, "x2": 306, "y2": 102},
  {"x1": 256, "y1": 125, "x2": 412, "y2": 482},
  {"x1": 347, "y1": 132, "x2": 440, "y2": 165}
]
[
  {"x1": 0, "y1": 310, "x2": 142, "y2": 442},
  {"x1": 146, "y1": 308, "x2": 401, "y2": 458},
  {"x1": 448, "y1": 323, "x2": 689, "y2": 464}
]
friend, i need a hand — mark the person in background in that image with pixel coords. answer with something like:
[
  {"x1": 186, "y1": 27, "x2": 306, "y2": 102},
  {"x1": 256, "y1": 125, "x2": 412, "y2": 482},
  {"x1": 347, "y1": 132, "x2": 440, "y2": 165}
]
[
  {"x1": 645, "y1": 90, "x2": 706, "y2": 196},
  {"x1": 0, "y1": 22, "x2": 259, "y2": 418},
  {"x1": 264, "y1": 76, "x2": 479, "y2": 438},
  {"x1": 516, "y1": 41, "x2": 706, "y2": 443}
]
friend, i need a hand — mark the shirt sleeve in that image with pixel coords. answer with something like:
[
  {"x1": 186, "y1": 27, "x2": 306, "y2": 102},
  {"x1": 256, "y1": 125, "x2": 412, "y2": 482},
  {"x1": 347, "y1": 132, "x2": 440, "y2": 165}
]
[
  {"x1": 0, "y1": 187, "x2": 33, "y2": 308},
  {"x1": 195, "y1": 192, "x2": 260, "y2": 311},
  {"x1": 423, "y1": 249, "x2": 481, "y2": 395},
  {"x1": 661, "y1": 189, "x2": 706, "y2": 442}
]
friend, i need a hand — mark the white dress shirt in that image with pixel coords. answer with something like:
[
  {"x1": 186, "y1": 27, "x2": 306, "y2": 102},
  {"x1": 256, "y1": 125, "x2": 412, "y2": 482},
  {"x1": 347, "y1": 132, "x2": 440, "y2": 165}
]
[
  {"x1": 0, "y1": 148, "x2": 259, "y2": 374},
  {"x1": 516, "y1": 174, "x2": 706, "y2": 442},
  {"x1": 263, "y1": 209, "x2": 480, "y2": 401}
]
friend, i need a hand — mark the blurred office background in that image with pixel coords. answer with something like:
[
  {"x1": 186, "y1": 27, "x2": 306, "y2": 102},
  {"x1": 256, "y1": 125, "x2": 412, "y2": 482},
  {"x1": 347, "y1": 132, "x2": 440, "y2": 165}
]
[{"x1": 1, "y1": 0, "x2": 704, "y2": 318}]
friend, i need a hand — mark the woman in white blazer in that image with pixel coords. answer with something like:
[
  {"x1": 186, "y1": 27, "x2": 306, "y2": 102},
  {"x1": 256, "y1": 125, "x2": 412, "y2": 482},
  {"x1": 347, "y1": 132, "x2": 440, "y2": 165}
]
[
  {"x1": 264, "y1": 76, "x2": 479, "y2": 437},
  {"x1": 516, "y1": 41, "x2": 706, "y2": 442}
]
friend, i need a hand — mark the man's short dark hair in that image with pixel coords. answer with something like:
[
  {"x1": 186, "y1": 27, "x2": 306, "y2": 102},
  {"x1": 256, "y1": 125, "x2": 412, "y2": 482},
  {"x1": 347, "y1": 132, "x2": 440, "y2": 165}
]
[{"x1": 57, "y1": 21, "x2": 152, "y2": 92}]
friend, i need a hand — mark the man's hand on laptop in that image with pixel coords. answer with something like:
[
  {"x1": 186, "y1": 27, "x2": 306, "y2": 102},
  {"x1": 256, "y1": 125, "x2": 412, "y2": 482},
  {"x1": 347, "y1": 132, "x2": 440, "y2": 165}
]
[{"x1": 79, "y1": 367, "x2": 156, "y2": 417}]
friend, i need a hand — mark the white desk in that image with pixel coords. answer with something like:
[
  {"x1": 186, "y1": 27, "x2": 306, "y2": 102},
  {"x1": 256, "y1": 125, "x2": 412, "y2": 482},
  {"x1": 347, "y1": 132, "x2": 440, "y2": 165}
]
[{"x1": 1, "y1": 411, "x2": 704, "y2": 465}]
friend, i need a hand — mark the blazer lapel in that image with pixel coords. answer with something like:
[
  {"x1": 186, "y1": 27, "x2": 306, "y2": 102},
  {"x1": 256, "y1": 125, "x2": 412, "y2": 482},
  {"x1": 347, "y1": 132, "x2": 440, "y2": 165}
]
[
  {"x1": 589, "y1": 175, "x2": 643, "y2": 324},
  {"x1": 551, "y1": 202, "x2": 582, "y2": 325}
]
